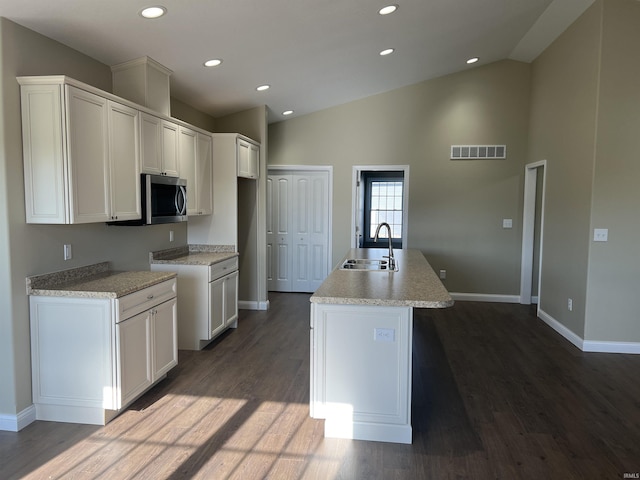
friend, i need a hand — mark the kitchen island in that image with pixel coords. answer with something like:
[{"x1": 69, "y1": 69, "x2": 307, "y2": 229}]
[{"x1": 310, "y1": 248, "x2": 453, "y2": 444}]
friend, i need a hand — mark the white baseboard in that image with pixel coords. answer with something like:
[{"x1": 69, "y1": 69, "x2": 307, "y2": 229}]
[
  {"x1": 531, "y1": 295, "x2": 539, "y2": 304},
  {"x1": 537, "y1": 308, "x2": 584, "y2": 350},
  {"x1": 582, "y1": 340, "x2": 640, "y2": 354},
  {"x1": 538, "y1": 308, "x2": 640, "y2": 354},
  {"x1": 450, "y1": 292, "x2": 521, "y2": 303},
  {"x1": 238, "y1": 300, "x2": 270, "y2": 311},
  {"x1": 0, "y1": 404, "x2": 36, "y2": 432}
]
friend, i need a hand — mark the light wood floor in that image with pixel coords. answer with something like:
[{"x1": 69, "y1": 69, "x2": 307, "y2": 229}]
[{"x1": 2, "y1": 293, "x2": 639, "y2": 479}]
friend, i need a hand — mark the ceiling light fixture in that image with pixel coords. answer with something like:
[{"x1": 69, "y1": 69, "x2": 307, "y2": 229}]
[
  {"x1": 380, "y1": 48, "x2": 395, "y2": 56},
  {"x1": 282, "y1": 110, "x2": 294, "y2": 116},
  {"x1": 466, "y1": 57, "x2": 479, "y2": 64},
  {"x1": 256, "y1": 85, "x2": 270, "y2": 92},
  {"x1": 140, "y1": 6, "x2": 167, "y2": 19},
  {"x1": 204, "y1": 59, "x2": 222, "y2": 67},
  {"x1": 379, "y1": 5, "x2": 398, "y2": 15}
]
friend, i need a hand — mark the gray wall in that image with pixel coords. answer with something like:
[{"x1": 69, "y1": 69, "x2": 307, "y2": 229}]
[
  {"x1": 269, "y1": 60, "x2": 532, "y2": 295},
  {"x1": 584, "y1": 0, "x2": 640, "y2": 342},
  {"x1": 527, "y1": 1, "x2": 602, "y2": 337},
  {"x1": 0, "y1": 18, "x2": 214, "y2": 418},
  {"x1": 529, "y1": 0, "x2": 640, "y2": 344}
]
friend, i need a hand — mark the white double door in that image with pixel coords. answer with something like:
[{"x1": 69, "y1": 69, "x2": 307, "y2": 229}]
[{"x1": 267, "y1": 170, "x2": 330, "y2": 293}]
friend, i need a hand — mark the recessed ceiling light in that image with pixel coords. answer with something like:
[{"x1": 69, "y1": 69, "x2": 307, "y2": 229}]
[
  {"x1": 256, "y1": 85, "x2": 270, "y2": 92},
  {"x1": 379, "y1": 5, "x2": 398, "y2": 15},
  {"x1": 140, "y1": 6, "x2": 167, "y2": 19},
  {"x1": 282, "y1": 110, "x2": 294, "y2": 116},
  {"x1": 380, "y1": 48, "x2": 395, "y2": 56},
  {"x1": 466, "y1": 57, "x2": 479, "y2": 64},
  {"x1": 203, "y1": 59, "x2": 222, "y2": 67}
]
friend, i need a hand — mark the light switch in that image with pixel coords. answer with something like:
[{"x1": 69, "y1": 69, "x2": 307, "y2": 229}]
[
  {"x1": 593, "y1": 228, "x2": 608, "y2": 242},
  {"x1": 503, "y1": 218, "x2": 513, "y2": 229}
]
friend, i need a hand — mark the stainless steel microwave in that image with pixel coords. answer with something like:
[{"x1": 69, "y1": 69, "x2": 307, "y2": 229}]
[{"x1": 111, "y1": 174, "x2": 187, "y2": 225}]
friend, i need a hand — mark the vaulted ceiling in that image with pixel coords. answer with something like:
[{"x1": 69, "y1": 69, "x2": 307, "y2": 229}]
[{"x1": 0, "y1": 0, "x2": 594, "y2": 122}]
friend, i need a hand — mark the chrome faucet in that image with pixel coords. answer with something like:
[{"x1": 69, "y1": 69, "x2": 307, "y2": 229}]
[{"x1": 374, "y1": 222, "x2": 395, "y2": 269}]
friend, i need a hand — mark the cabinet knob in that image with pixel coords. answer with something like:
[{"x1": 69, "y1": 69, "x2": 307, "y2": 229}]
[{"x1": 147, "y1": 294, "x2": 154, "y2": 299}]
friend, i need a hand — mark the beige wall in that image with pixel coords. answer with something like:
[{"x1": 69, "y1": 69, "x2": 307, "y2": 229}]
[
  {"x1": 269, "y1": 60, "x2": 532, "y2": 295},
  {"x1": 0, "y1": 18, "x2": 215, "y2": 418},
  {"x1": 527, "y1": 2, "x2": 602, "y2": 337},
  {"x1": 585, "y1": 0, "x2": 640, "y2": 341}
]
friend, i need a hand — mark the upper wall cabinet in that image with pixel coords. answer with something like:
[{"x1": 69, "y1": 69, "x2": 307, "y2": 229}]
[
  {"x1": 140, "y1": 112, "x2": 180, "y2": 177},
  {"x1": 178, "y1": 127, "x2": 212, "y2": 216},
  {"x1": 237, "y1": 137, "x2": 260, "y2": 179},
  {"x1": 20, "y1": 79, "x2": 141, "y2": 224}
]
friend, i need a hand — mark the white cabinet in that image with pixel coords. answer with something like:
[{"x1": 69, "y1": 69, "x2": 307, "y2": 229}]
[
  {"x1": 178, "y1": 127, "x2": 213, "y2": 216},
  {"x1": 140, "y1": 112, "x2": 180, "y2": 177},
  {"x1": 237, "y1": 137, "x2": 260, "y2": 179},
  {"x1": 19, "y1": 80, "x2": 141, "y2": 223},
  {"x1": 30, "y1": 278, "x2": 177, "y2": 425},
  {"x1": 151, "y1": 256, "x2": 238, "y2": 350},
  {"x1": 196, "y1": 132, "x2": 213, "y2": 215}
]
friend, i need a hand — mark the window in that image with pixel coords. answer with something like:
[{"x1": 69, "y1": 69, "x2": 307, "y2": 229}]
[{"x1": 362, "y1": 171, "x2": 404, "y2": 248}]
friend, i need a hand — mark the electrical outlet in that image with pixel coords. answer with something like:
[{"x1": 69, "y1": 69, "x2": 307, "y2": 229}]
[
  {"x1": 593, "y1": 228, "x2": 608, "y2": 242},
  {"x1": 503, "y1": 218, "x2": 513, "y2": 229},
  {"x1": 568, "y1": 298, "x2": 573, "y2": 311},
  {"x1": 439, "y1": 269, "x2": 446, "y2": 280},
  {"x1": 374, "y1": 328, "x2": 395, "y2": 342},
  {"x1": 64, "y1": 244, "x2": 72, "y2": 261}
]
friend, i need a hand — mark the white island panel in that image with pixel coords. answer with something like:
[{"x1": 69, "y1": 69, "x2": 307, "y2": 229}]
[{"x1": 311, "y1": 302, "x2": 413, "y2": 444}]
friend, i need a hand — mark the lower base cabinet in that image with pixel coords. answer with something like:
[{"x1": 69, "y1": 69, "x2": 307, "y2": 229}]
[
  {"x1": 30, "y1": 278, "x2": 177, "y2": 425},
  {"x1": 151, "y1": 256, "x2": 238, "y2": 350}
]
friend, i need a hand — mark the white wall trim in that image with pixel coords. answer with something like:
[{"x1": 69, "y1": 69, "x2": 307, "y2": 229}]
[
  {"x1": 520, "y1": 160, "x2": 546, "y2": 305},
  {"x1": 450, "y1": 293, "x2": 521, "y2": 303},
  {"x1": 0, "y1": 405, "x2": 36, "y2": 432},
  {"x1": 239, "y1": 300, "x2": 269, "y2": 311},
  {"x1": 538, "y1": 308, "x2": 584, "y2": 350},
  {"x1": 537, "y1": 308, "x2": 640, "y2": 354},
  {"x1": 582, "y1": 341, "x2": 640, "y2": 354}
]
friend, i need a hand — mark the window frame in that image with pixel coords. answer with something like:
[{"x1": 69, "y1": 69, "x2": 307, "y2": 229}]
[{"x1": 361, "y1": 171, "x2": 404, "y2": 249}]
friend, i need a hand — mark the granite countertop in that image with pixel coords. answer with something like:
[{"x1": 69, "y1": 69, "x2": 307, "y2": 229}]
[
  {"x1": 26, "y1": 262, "x2": 176, "y2": 299},
  {"x1": 310, "y1": 248, "x2": 454, "y2": 308},
  {"x1": 150, "y1": 244, "x2": 238, "y2": 266}
]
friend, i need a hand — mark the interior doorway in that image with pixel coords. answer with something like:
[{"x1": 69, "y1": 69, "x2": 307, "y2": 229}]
[
  {"x1": 267, "y1": 166, "x2": 333, "y2": 293},
  {"x1": 520, "y1": 161, "x2": 546, "y2": 306},
  {"x1": 351, "y1": 166, "x2": 410, "y2": 248}
]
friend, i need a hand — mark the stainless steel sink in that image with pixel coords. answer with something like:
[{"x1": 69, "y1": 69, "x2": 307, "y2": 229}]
[{"x1": 341, "y1": 259, "x2": 397, "y2": 271}]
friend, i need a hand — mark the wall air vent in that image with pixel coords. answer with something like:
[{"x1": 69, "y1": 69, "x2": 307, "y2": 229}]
[{"x1": 450, "y1": 145, "x2": 507, "y2": 160}]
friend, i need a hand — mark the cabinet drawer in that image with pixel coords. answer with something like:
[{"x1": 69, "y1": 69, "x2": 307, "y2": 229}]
[
  {"x1": 209, "y1": 256, "x2": 238, "y2": 282},
  {"x1": 116, "y1": 278, "x2": 177, "y2": 323}
]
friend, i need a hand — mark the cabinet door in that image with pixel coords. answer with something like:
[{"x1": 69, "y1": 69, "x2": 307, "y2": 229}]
[
  {"x1": 248, "y1": 142, "x2": 260, "y2": 179},
  {"x1": 117, "y1": 310, "x2": 152, "y2": 409},
  {"x1": 152, "y1": 298, "x2": 178, "y2": 379},
  {"x1": 224, "y1": 271, "x2": 239, "y2": 326},
  {"x1": 140, "y1": 113, "x2": 162, "y2": 175},
  {"x1": 161, "y1": 120, "x2": 180, "y2": 177},
  {"x1": 108, "y1": 101, "x2": 141, "y2": 221},
  {"x1": 210, "y1": 276, "x2": 226, "y2": 339},
  {"x1": 196, "y1": 132, "x2": 213, "y2": 215},
  {"x1": 21, "y1": 84, "x2": 68, "y2": 223},
  {"x1": 65, "y1": 85, "x2": 110, "y2": 223},
  {"x1": 178, "y1": 126, "x2": 198, "y2": 215}
]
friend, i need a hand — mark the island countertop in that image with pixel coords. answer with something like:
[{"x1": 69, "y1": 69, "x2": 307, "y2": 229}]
[{"x1": 310, "y1": 248, "x2": 453, "y2": 308}]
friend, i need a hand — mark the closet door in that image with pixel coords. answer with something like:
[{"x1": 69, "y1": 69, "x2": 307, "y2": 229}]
[
  {"x1": 268, "y1": 170, "x2": 330, "y2": 293},
  {"x1": 267, "y1": 174, "x2": 292, "y2": 291},
  {"x1": 292, "y1": 173, "x2": 330, "y2": 292}
]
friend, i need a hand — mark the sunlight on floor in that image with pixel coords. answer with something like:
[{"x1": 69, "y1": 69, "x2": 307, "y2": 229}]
[{"x1": 23, "y1": 396, "x2": 349, "y2": 479}]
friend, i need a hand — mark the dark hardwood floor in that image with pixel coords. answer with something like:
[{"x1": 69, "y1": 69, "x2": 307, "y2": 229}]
[{"x1": 2, "y1": 293, "x2": 639, "y2": 479}]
